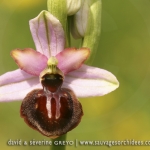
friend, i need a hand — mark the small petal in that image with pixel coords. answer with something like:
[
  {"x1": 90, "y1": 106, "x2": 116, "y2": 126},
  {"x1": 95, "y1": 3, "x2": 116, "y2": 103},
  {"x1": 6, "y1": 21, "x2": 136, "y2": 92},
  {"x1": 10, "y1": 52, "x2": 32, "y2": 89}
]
[
  {"x1": 63, "y1": 65, "x2": 119, "y2": 97},
  {"x1": 0, "y1": 69, "x2": 33, "y2": 86},
  {"x1": 0, "y1": 77, "x2": 41, "y2": 102},
  {"x1": 67, "y1": 0, "x2": 83, "y2": 16},
  {"x1": 11, "y1": 48, "x2": 48, "y2": 76},
  {"x1": 29, "y1": 10, "x2": 65, "y2": 57},
  {"x1": 56, "y1": 48, "x2": 90, "y2": 74}
]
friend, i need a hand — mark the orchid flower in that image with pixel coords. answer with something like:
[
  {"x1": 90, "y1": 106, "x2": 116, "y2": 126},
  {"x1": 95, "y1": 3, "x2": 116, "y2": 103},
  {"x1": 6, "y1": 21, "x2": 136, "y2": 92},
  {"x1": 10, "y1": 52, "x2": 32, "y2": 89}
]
[{"x1": 0, "y1": 10, "x2": 119, "y2": 138}]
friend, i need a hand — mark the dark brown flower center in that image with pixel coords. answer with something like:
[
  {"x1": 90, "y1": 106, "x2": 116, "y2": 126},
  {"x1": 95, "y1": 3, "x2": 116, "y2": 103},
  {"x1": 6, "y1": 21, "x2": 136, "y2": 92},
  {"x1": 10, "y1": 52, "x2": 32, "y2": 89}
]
[{"x1": 20, "y1": 73, "x2": 83, "y2": 138}]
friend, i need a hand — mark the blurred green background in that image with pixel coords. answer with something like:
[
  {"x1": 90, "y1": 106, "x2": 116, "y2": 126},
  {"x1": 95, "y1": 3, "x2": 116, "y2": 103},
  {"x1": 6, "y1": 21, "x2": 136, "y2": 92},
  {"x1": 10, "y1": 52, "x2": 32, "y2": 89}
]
[{"x1": 1, "y1": 0, "x2": 150, "y2": 149}]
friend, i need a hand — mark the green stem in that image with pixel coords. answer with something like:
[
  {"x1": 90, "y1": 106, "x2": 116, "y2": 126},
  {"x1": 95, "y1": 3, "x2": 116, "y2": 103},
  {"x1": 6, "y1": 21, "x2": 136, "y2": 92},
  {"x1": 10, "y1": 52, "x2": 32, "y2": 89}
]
[{"x1": 51, "y1": 134, "x2": 67, "y2": 150}]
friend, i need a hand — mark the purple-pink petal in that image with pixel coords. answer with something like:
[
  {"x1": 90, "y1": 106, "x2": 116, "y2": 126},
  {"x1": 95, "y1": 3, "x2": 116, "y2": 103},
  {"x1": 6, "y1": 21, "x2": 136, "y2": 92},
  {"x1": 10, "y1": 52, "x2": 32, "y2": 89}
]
[
  {"x1": 56, "y1": 47, "x2": 90, "y2": 74},
  {"x1": 0, "y1": 76, "x2": 41, "y2": 102},
  {"x1": 11, "y1": 48, "x2": 48, "y2": 76},
  {"x1": 0, "y1": 69, "x2": 33, "y2": 86},
  {"x1": 29, "y1": 10, "x2": 65, "y2": 57},
  {"x1": 63, "y1": 65, "x2": 119, "y2": 97}
]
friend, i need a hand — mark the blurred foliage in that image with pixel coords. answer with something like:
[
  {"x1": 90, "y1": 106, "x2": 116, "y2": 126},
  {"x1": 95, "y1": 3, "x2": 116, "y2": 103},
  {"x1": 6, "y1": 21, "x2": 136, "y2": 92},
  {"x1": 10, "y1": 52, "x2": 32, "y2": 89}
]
[{"x1": 1, "y1": 0, "x2": 150, "y2": 150}]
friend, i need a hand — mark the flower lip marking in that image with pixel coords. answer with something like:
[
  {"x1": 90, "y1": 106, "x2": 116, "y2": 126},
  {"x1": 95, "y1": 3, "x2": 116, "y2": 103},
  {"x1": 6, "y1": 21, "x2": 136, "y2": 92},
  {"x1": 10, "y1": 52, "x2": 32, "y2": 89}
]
[{"x1": 20, "y1": 57, "x2": 83, "y2": 138}]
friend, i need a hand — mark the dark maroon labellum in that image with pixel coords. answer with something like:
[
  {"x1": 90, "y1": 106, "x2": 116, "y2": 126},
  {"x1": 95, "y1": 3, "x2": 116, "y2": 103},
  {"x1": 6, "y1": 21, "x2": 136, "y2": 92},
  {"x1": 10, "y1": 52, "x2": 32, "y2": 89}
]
[{"x1": 20, "y1": 73, "x2": 83, "y2": 138}]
